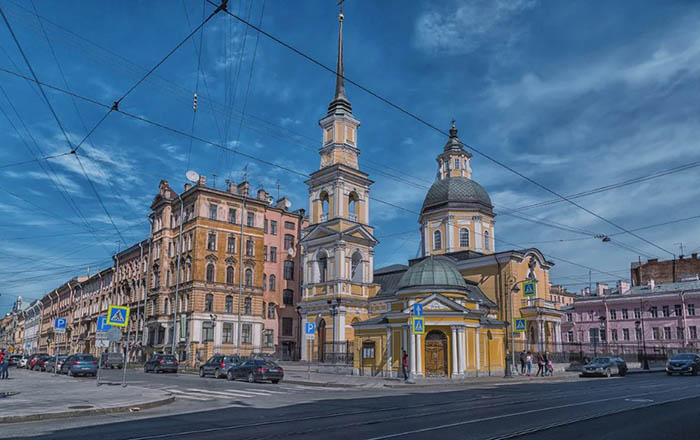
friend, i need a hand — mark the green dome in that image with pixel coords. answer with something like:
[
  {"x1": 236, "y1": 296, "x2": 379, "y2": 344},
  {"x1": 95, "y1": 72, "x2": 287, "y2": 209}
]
[
  {"x1": 397, "y1": 257, "x2": 467, "y2": 290},
  {"x1": 421, "y1": 177, "x2": 493, "y2": 216}
]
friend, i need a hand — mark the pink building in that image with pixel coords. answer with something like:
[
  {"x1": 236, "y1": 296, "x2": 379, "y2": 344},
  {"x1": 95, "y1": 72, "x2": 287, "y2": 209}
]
[{"x1": 562, "y1": 278, "x2": 700, "y2": 355}]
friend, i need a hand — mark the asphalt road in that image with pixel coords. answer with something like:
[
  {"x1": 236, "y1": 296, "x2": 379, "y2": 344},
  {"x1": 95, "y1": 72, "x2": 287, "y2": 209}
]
[{"x1": 6, "y1": 372, "x2": 700, "y2": 439}]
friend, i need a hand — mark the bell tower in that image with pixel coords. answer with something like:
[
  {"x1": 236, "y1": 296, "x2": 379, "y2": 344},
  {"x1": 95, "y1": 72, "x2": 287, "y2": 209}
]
[{"x1": 299, "y1": 7, "x2": 379, "y2": 361}]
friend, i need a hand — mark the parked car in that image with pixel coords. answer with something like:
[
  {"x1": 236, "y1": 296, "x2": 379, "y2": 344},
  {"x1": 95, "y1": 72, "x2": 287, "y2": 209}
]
[
  {"x1": 30, "y1": 354, "x2": 49, "y2": 371},
  {"x1": 8, "y1": 355, "x2": 21, "y2": 366},
  {"x1": 666, "y1": 353, "x2": 700, "y2": 376},
  {"x1": 581, "y1": 357, "x2": 627, "y2": 377},
  {"x1": 46, "y1": 356, "x2": 68, "y2": 373},
  {"x1": 144, "y1": 354, "x2": 179, "y2": 373},
  {"x1": 100, "y1": 352, "x2": 124, "y2": 369},
  {"x1": 200, "y1": 355, "x2": 241, "y2": 379},
  {"x1": 227, "y1": 359, "x2": 283, "y2": 383},
  {"x1": 18, "y1": 355, "x2": 30, "y2": 368},
  {"x1": 40, "y1": 356, "x2": 55, "y2": 372},
  {"x1": 60, "y1": 354, "x2": 97, "y2": 377}
]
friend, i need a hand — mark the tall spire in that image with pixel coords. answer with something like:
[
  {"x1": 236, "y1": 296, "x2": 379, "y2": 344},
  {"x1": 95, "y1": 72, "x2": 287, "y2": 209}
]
[{"x1": 328, "y1": 5, "x2": 352, "y2": 115}]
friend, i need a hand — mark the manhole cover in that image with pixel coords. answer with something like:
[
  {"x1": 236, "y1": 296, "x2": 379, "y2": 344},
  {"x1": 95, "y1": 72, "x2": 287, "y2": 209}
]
[
  {"x1": 0, "y1": 392, "x2": 18, "y2": 398},
  {"x1": 68, "y1": 405, "x2": 94, "y2": 409}
]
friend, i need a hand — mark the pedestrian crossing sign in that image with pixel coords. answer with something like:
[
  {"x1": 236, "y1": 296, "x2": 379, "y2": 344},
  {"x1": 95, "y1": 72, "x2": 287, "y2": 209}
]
[
  {"x1": 523, "y1": 280, "x2": 536, "y2": 297},
  {"x1": 107, "y1": 305, "x2": 129, "y2": 327},
  {"x1": 514, "y1": 318, "x2": 527, "y2": 332},
  {"x1": 412, "y1": 317, "x2": 425, "y2": 335}
]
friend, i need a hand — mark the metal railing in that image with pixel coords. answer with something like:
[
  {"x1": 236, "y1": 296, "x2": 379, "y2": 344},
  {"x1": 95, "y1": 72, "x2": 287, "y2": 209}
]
[{"x1": 313, "y1": 341, "x2": 354, "y2": 364}]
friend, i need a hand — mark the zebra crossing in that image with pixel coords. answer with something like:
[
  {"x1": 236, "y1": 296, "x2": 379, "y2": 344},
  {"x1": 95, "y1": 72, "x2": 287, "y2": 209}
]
[{"x1": 162, "y1": 384, "x2": 313, "y2": 402}]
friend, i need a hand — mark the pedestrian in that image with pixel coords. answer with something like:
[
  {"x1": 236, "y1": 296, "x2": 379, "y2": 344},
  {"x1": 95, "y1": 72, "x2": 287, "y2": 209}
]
[
  {"x1": 402, "y1": 350, "x2": 409, "y2": 380},
  {"x1": 519, "y1": 350, "x2": 526, "y2": 375},
  {"x1": 0, "y1": 350, "x2": 7, "y2": 380},
  {"x1": 525, "y1": 351, "x2": 533, "y2": 376},
  {"x1": 547, "y1": 359, "x2": 554, "y2": 376},
  {"x1": 536, "y1": 352, "x2": 544, "y2": 377},
  {"x1": 543, "y1": 351, "x2": 550, "y2": 376}
]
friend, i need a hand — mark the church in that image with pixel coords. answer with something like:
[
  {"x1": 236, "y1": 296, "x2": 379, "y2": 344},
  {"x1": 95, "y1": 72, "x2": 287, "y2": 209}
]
[{"x1": 298, "y1": 10, "x2": 564, "y2": 378}]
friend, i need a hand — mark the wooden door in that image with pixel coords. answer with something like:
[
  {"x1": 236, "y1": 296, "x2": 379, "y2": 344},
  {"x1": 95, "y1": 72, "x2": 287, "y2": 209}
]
[{"x1": 425, "y1": 331, "x2": 447, "y2": 376}]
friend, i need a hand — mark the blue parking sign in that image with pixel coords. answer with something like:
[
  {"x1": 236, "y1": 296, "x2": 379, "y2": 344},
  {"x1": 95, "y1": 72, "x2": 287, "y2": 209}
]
[
  {"x1": 97, "y1": 316, "x2": 111, "y2": 332},
  {"x1": 54, "y1": 318, "x2": 66, "y2": 329},
  {"x1": 305, "y1": 322, "x2": 316, "y2": 334}
]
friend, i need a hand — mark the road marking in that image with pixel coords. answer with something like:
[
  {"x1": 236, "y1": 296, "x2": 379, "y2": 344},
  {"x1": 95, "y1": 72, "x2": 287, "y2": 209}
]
[
  {"x1": 184, "y1": 388, "x2": 266, "y2": 399},
  {"x1": 185, "y1": 387, "x2": 272, "y2": 397},
  {"x1": 625, "y1": 398, "x2": 654, "y2": 402},
  {"x1": 166, "y1": 389, "x2": 211, "y2": 401}
]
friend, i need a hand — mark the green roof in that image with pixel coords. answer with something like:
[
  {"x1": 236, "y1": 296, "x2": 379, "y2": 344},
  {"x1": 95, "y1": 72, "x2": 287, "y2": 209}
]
[{"x1": 398, "y1": 257, "x2": 467, "y2": 290}]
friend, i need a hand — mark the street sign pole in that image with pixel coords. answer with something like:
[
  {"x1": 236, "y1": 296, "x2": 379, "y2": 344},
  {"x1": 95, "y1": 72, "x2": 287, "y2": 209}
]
[{"x1": 122, "y1": 320, "x2": 129, "y2": 388}]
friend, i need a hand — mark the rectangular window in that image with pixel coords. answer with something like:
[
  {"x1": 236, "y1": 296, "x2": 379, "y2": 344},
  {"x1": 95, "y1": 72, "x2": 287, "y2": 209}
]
[
  {"x1": 691, "y1": 326, "x2": 698, "y2": 339},
  {"x1": 689, "y1": 304, "x2": 696, "y2": 316},
  {"x1": 567, "y1": 331, "x2": 574, "y2": 342},
  {"x1": 622, "y1": 309, "x2": 628, "y2": 320},
  {"x1": 677, "y1": 327, "x2": 685, "y2": 340},
  {"x1": 664, "y1": 327, "x2": 672, "y2": 340},
  {"x1": 264, "y1": 219, "x2": 268, "y2": 233},
  {"x1": 284, "y1": 234, "x2": 294, "y2": 250},
  {"x1": 282, "y1": 318, "x2": 294, "y2": 336},
  {"x1": 650, "y1": 307, "x2": 658, "y2": 318},
  {"x1": 263, "y1": 246, "x2": 268, "y2": 262},
  {"x1": 241, "y1": 324, "x2": 252, "y2": 345},
  {"x1": 202, "y1": 321, "x2": 214, "y2": 342},
  {"x1": 634, "y1": 308, "x2": 641, "y2": 319},
  {"x1": 623, "y1": 328, "x2": 630, "y2": 341},
  {"x1": 566, "y1": 313, "x2": 572, "y2": 322},
  {"x1": 247, "y1": 212, "x2": 255, "y2": 227},
  {"x1": 652, "y1": 327, "x2": 660, "y2": 340},
  {"x1": 209, "y1": 204, "x2": 218, "y2": 220},
  {"x1": 245, "y1": 239, "x2": 254, "y2": 256},
  {"x1": 263, "y1": 329, "x2": 274, "y2": 348},
  {"x1": 283, "y1": 289, "x2": 294, "y2": 305},
  {"x1": 635, "y1": 328, "x2": 642, "y2": 341},
  {"x1": 228, "y1": 208, "x2": 236, "y2": 224},
  {"x1": 223, "y1": 323, "x2": 233, "y2": 344},
  {"x1": 207, "y1": 232, "x2": 216, "y2": 251},
  {"x1": 610, "y1": 309, "x2": 617, "y2": 320},
  {"x1": 270, "y1": 247, "x2": 277, "y2": 262},
  {"x1": 611, "y1": 329, "x2": 618, "y2": 341},
  {"x1": 284, "y1": 221, "x2": 295, "y2": 230},
  {"x1": 662, "y1": 306, "x2": 670, "y2": 317},
  {"x1": 675, "y1": 304, "x2": 683, "y2": 316},
  {"x1": 589, "y1": 328, "x2": 599, "y2": 343},
  {"x1": 454, "y1": 158, "x2": 460, "y2": 170},
  {"x1": 227, "y1": 237, "x2": 236, "y2": 253},
  {"x1": 270, "y1": 221, "x2": 278, "y2": 235}
]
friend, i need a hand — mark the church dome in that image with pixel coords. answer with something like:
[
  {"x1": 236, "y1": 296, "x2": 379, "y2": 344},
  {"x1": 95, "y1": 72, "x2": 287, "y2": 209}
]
[
  {"x1": 398, "y1": 257, "x2": 467, "y2": 290},
  {"x1": 421, "y1": 177, "x2": 493, "y2": 216}
]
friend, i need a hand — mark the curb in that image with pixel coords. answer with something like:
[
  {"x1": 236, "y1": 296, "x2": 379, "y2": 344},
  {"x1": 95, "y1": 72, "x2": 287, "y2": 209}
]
[
  {"x1": 383, "y1": 375, "x2": 582, "y2": 388},
  {"x1": 0, "y1": 395, "x2": 175, "y2": 424},
  {"x1": 282, "y1": 379, "x2": 358, "y2": 388}
]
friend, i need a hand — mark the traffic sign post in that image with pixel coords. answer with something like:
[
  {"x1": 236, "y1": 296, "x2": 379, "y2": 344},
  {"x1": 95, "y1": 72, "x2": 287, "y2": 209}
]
[
  {"x1": 54, "y1": 317, "x2": 67, "y2": 334},
  {"x1": 514, "y1": 318, "x2": 527, "y2": 332},
  {"x1": 97, "y1": 316, "x2": 111, "y2": 332},
  {"x1": 107, "y1": 305, "x2": 129, "y2": 327},
  {"x1": 412, "y1": 317, "x2": 425, "y2": 335},
  {"x1": 413, "y1": 303, "x2": 423, "y2": 317},
  {"x1": 523, "y1": 281, "x2": 537, "y2": 297},
  {"x1": 304, "y1": 322, "x2": 316, "y2": 380}
]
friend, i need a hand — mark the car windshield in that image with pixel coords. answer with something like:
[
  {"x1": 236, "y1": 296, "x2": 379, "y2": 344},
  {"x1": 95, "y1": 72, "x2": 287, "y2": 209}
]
[
  {"x1": 74, "y1": 355, "x2": 94, "y2": 361},
  {"x1": 590, "y1": 358, "x2": 610, "y2": 364},
  {"x1": 671, "y1": 354, "x2": 696, "y2": 361},
  {"x1": 160, "y1": 355, "x2": 177, "y2": 361}
]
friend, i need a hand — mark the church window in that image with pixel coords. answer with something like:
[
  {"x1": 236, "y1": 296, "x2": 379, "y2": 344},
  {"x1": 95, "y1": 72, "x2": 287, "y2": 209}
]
[
  {"x1": 454, "y1": 158, "x2": 460, "y2": 170},
  {"x1": 324, "y1": 127, "x2": 333, "y2": 144},
  {"x1": 206, "y1": 263, "x2": 215, "y2": 282},
  {"x1": 348, "y1": 191, "x2": 359, "y2": 220},
  {"x1": 351, "y1": 251, "x2": 363, "y2": 282},
  {"x1": 319, "y1": 252, "x2": 329, "y2": 282},
  {"x1": 484, "y1": 230, "x2": 491, "y2": 250},
  {"x1": 459, "y1": 228, "x2": 470, "y2": 248},
  {"x1": 245, "y1": 269, "x2": 253, "y2": 287},
  {"x1": 463, "y1": 158, "x2": 467, "y2": 170},
  {"x1": 319, "y1": 191, "x2": 330, "y2": 220},
  {"x1": 433, "y1": 230, "x2": 442, "y2": 250}
]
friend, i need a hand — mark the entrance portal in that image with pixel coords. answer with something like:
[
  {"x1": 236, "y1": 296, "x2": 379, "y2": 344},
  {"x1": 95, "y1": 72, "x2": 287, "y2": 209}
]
[{"x1": 424, "y1": 330, "x2": 448, "y2": 376}]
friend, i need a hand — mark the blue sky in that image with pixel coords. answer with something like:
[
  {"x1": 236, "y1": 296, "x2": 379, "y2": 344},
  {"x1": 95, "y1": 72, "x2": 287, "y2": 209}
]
[{"x1": 2, "y1": 0, "x2": 700, "y2": 314}]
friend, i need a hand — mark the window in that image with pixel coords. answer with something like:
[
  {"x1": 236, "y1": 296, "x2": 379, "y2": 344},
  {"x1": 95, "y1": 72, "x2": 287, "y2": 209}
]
[
  {"x1": 650, "y1": 307, "x2": 658, "y2": 318},
  {"x1": 206, "y1": 263, "x2": 215, "y2": 282},
  {"x1": 270, "y1": 247, "x2": 277, "y2": 262},
  {"x1": 283, "y1": 289, "x2": 294, "y2": 305},
  {"x1": 677, "y1": 327, "x2": 685, "y2": 340},
  {"x1": 262, "y1": 301, "x2": 266, "y2": 318},
  {"x1": 691, "y1": 326, "x2": 698, "y2": 339},
  {"x1": 264, "y1": 218, "x2": 268, "y2": 232},
  {"x1": 270, "y1": 220, "x2": 278, "y2": 235},
  {"x1": 284, "y1": 221, "x2": 295, "y2": 230},
  {"x1": 634, "y1": 308, "x2": 641, "y2": 319},
  {"x1": 622, "y1": 308, "x2": 629, "y2": 319},
  {"x1": 589, "y1": 328, "x2": 599, "y2": 343},
  {"x1": 689, "y1": 304, "x2": 696, "y2": 316},
  {"x1": 245, "y1": 269, "x2": 253, "y2": 287},
  {"x1": 241, "y1": 323, "x2": 252, "y2": 344},
  {"x1": 269, "y1": 274, "x2": 276, "y2": 291},
  {"x1": 433, "y1": 230, "x2": 442, "y2": 250},
  {"x1": 263, "y1": 274, "x2": 267, "y2": 291},
  {"x1": 263, "y1": 329, "x2": 274, "y2": 348},
  {"x1": 226, "y1": 266, "x2": 235, "y2": 285},
  {"x1": 247, "y1": 212, "x2": 254, "y2": 227},
  {"x1": 611, "y1": 329, "x2": 618, "y2": 341},
  {"x1": 284, "y1": 260, "x2": 294, "y2": 280},
  {"x1": 228, "y1": 208, "x2": 236, "y2": 224},
  {"x1": 484, "y1": 230, "x2": 490, "y2": 250},
  {"x1": 268, "y1": 303, "x2": 275, "y2": 319},
  {"x1": 263, "y1": 246, "x2": 268, "y2": 262},
  {"x1": 319, "y1": 253, "x2": 328, "y2": 282},
  {"x1": 635, "y1": 328, "x2": 642, "y2": 341},
  {"x1": 223, "y1": 323, "x2": 233, "y2": 343},
  {"x1": 662, "y1": 306, "x2": 670, "y2": 317},
  {"x1": 454, "y1": 158, "x2": 460, "y2": 170},
  {"x1": 209, "y1": 204, "x2": 217, "y2": 220},
  {"x1": 463, "y1": 158, "x2": 467, "y2": 170},
  {"x1": 205, "y1": 294, "x2": 213, "y2": 312},
  {"x1": 652, "y1": 327, "x2": 659, "y2": 340},
  {"x1": 362, "y1": 342, "x2": 375, "y2": 359},
  {"x1": 675, "y1": 304, "x2": 683, "y2": 316},
  {"x1": 610, "y1": 309, "x2": 617, "y2": 320},
  {"x1": 282, "y1": 318, "x2": 293, "y2": 336},
  {"x1": 567, "y1": 331, "x2": 574, "y2": 342},
  {"x1": 202, "y1": 321, "x2": 214, "y2": 342},
  {"x1": 284, "y1": 234, "x2": 294, "y2": 250},
  {"x1": 225, "y1": 295, "x2": 233, "y2": 313},
  {"x1": 664, "y1": 327, "x2": 672, "y2": 340},
  {"x1": 459, "y1": 228, "x2": 469, "y2": 248},
  {"x1": 351, "y1": 252, "x2": 362, "y2": 282},
  {"x1": 566, "y1": 313, "x2": 572, "y2": 322},
  {"x1": 623, "y1": 328, "x2": 630, "y2": 341},
  {"x1": 244, "y1": 297, "x2": 252, "y2": 315},
  {"x1": 246, "y1": 239, "x2": 254, "y2": 256},
  {"x1": 227, "y1": 236, "x2": 236, "y2": 253},
  {"x1": 207, "y1": 232, "x2": 216, "y2": 251}
]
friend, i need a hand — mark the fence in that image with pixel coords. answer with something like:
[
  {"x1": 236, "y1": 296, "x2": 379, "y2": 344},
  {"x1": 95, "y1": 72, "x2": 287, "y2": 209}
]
[{"x1": 312, "y1": 341, "x2": 354, "y2": 364}]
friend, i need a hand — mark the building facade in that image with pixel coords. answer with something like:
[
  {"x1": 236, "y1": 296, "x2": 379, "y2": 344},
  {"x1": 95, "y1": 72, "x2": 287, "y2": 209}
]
[{"x1": 631, "y1": 254, "x2": 700, "y2": 286}]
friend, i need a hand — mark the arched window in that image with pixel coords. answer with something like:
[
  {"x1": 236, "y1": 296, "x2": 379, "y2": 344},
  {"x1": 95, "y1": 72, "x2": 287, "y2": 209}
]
[
  {"x1": 205, "y1": 293, "x2": 213, "y2": 312},
  {"x1": 225, "y1": 295, "x2": 233, "y2": 313},
  {"x1": 319, "y1": 251, "x2": 328, "y2": 282},
  {"x1": 245, "y1": 268, "x2": 253, "y2": 287},
  {"x1": 484, "y1": 230, "x2": 491, "y2": 250},
  {"x1": 284, "y1": 260, "x2": 294, "y2": 280},
  {"x1": 284, "y1": 234, "x2": 294, "y2": 250},
  {"x1": 206, "y1": 263, "x2": 215, "y2": 282},
  {"x1": 348, "y1": 191, "x2": 359, "y2": 220},
  {"x1": 320, "y1": 191, "x2": 329, "y2": 220},
  {"x1": 245, "y1": 239, "x2": 254, "y2": 256},
  {"x1": 459, "y1": 228, "x2": 470, "y2": 248},
  {"x1": 244, "y1": 297, "x2": 252, "y2": 315},
  {"x1": 269, "y1": 274, "x2": 276, "y2": 291},
  {"x1": 263, "y1": 274, "x2": 267, "y2": 291},
  {"x1": 433, "y1": 230, "x2": 442, "y2": 250},
  {"x1": 351, "y1": 251, "x2": 362, "y2": 282},
  {"x1": 268, "y1": 303, "x2": 275, "y2": 319},
  {"x1": 164, "y1": 298, "x2": 170, "y2": 315},
  {"x1": 226, "y1": 266, "x2": 235, "y2": 285}
]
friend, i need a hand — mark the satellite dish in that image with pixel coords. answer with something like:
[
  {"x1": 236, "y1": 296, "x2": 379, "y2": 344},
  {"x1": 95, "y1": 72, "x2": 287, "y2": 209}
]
[
  {"x1": 186, "y1": 170, "x2": 200, "y2": 183},
  {"x1": 288, "y1": 247, "x2": 295, "y2": 257},
  {"x1": 284, "y1": 199, "x2": 292, "y2": 210}
]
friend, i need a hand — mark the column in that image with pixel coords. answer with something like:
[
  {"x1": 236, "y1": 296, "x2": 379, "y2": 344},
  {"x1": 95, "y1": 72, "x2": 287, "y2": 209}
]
[
  {"x1": 386, "y1": 327, "x2": 392, "y2": 377},
  {"x1": 556, "y1": 322, "x2": 563, "y2": 352},
  {"x1": 451, "y1": 326, "x2": 458, "y2": 377},
  {"x1": 538, "y1": 320, "x2": 545, "y2": 352},
  {"x1": 423, "y1": 223, "x2": 430, "y2": 256},
  {"x1": 338, "y1": 312, "x2": 346, "y2": 342},
  {"x1": 409, "y1": 330, "x2": 416, "y2": 377},
  {"x1": 403, "y1": 325, "x2": 408, "y2": 353},
  {"x1": 475, "y1": 328, "x2": 481, "y2": 375},
  {"x1": 416, "y1": 334, "x2": 423, "y2": 377},
  {"x1": 459, "y1": 327, "x2": 467, "y2": 375},
  {"x1": 445, "y1": 216, "x2": 453, "y2": 252},
  {"x1": 474, "y1": 217, "x2": 482, "y2": 251}
]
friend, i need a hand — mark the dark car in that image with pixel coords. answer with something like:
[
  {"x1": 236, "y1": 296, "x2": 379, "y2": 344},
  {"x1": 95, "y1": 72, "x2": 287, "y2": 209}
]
[
  {"x1": 100, "y1": 352, "x2": 124, "y2": 369},
  {"x1": 30, "y1": 354, "x2": 50, "y2": 371},
  {"x1": 581, "y1": 357, "x2": 627, "y2": 377},
  {"x1": 47, "y1": 356, "x2": 68, "y2": 373},
  {"x1": 666, "y1": 353, "x2": 700, "y2": 376},
  {"x1": 60, "y1": 354, "x2": 97, "y2": 377},
  {"x1": 40, "y1": 356, "x2": 55, "y2": 372},
  {"x1": 227, "y1": 359, "x2": 283, "y2": 383},
  {"x1": 200, "y1": 355, "x2": 241, "y2": 379},
  {"x1": 144, "y1": 354, "x2": 179, "y2": 373}
]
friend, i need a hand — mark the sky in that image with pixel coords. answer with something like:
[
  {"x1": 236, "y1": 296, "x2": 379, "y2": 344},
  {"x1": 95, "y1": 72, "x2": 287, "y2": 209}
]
[{"x1": 1, "y1": 0, "x2": 700, "y2": 314}]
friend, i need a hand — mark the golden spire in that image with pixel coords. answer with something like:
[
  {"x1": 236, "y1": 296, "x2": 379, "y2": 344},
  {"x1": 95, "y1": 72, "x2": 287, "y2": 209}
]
[{"x1": 328, "y1": 0, "x2": 351, "y2": 114}]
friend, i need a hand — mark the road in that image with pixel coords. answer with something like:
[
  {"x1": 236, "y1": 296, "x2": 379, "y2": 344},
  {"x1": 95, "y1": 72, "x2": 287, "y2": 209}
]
[{"x1": 5, "y1": 371, "x2": 700, "y2": 439}]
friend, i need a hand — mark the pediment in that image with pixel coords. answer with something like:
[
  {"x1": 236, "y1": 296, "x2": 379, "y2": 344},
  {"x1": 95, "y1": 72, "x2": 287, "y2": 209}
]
[
  {"x1": 300, "y1": 224, "x2": 339, "y2": 243},
  {"x1": 403, "y1": 293, "x2": 470, "y2": 314},
  {"x1": 341, "y1": 224, "x2": 378, "y2": 244}
]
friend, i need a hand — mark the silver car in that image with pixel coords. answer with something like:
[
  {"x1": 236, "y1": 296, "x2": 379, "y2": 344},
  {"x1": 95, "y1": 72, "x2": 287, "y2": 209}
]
[{"x1": 581, "y1": 357, "x2": 628, "y2": 377}]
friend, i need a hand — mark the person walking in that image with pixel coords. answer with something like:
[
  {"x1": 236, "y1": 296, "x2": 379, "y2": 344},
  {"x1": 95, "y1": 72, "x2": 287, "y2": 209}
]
[
  {"x1": 536, "y1": 352, "x2": 545, "y2": 377},
  {"x1": 0, "y1": 350, "x2": 7, "y2": 380},
  {"x1": 519, "y1": 350, "x2": 526, "y2": 375},
  {"x1": 402, "y1": 350, "x2": 409, "y2": 380},
  {"x1": 525, "y1": 351, "x2": 533, "y2": 376},
  {"x1": 543, "y1": 351, "x2": 550, "y2": 376}
]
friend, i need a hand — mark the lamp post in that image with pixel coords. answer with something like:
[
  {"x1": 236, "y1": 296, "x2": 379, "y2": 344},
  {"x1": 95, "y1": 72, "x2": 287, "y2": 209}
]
[
  {"x1": 598, "y1": 316, "x2": 607, "y2": 355},
  {"x1": 210, "y1": 314, "x2": 218, "y2": 354},
  {"x1": 506, "y1": 277, "x2": 538, "y2": 377},
  {"x1": 328, "y1": 299, "x2": 341, "y2": 363}
]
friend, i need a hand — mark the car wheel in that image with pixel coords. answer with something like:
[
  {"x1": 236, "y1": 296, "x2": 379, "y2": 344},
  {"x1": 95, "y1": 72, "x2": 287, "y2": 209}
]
[
  {"x1": 199, "y1": 367, "x2": 205, "y2": 377},
  {"x1": 144, "y1": 366, "x2": 149, "y2": 373},
  {"x1": 605, "y1": 368, "x2": 611, "y2": 378},
  {"x1": 248, "y1": 373, "x2": 255, "y2": 383},
  {"x1": 155, "y1": 366, "x2": 161, "y2": 374},
  {"x1": 227, "y1": 370, "x2": 235, "y2": 381},
  {"x1": 619, "y1": 370, "x2": 626, "y2": 377},
  {"x1": 271, "y1": 380, "x2": 280, "y2": 384}
]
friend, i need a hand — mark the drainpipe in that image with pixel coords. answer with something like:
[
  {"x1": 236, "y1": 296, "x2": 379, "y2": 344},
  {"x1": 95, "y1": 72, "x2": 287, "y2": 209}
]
[
  {"x1": 237, "y1": 196, "x2": 247, "y2": 353},
  {"x1": 135, "y1": 242, "x2": 144, "y2": 354},
  {"x1": 172, "y1": 194, "x2": 185, "y2": 357},
  {"x1": 143, "y1": 217, "x2": 153, "y2": 346}
]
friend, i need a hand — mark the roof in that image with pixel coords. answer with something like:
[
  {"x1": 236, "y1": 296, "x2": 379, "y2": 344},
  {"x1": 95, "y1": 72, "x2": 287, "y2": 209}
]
[
  {"x1": 575, "y1": 280, "x2": 700, "y2": 302},
  {"x1": 374, "y1": 265, "x2": 408, "y2": 299},
  {"x1": 421, "y1": 177, "x2": 493, "y2": 217},
  {"x1": 398, "y1": 257, "x2": 467, "y2": 290}
]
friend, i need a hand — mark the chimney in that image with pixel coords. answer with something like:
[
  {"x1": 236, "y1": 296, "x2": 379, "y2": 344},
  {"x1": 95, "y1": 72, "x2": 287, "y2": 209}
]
[
  {"x1": 648, "y1": 279, "x2": 655, "y2": 290},
  {"x1": 237, "y1": 181, "x2": 250, "y2": 196},
  {"x1": 257, "y1": 189, "x2": 268, "y2": 201},
  {"x1": 184, "y1": 183, "x2": 192, "y2": 192},
  {"x1": 198, "y1": 175, "x2": 207, "y2": 186},
  {"x1": 679, "y1": 255, "x2": 685, "y2": 260},
  {"x1": 276, "y1": 197, "x2": 290, "y2": 210},
  {"x1": 596, "y1": 283, "x2": 608, "y2": 296},
  {"x1": 617, "y1": 280, "x2": 631, "y2": 295},
  {"x1": 648, "y1": 258, "x2": 658, "y2": 263},
  {"x1": 227, "y1": 181, "x2": 237, "y2": 194}
]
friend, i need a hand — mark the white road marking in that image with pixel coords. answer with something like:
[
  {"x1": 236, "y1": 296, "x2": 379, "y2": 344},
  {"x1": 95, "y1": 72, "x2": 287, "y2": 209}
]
[
  {"x1": 166, "y1": 389, "x2": 211, "y2": 401},
  {"x1": 185, "y1": 387, "x2": 272, "y2": 397}
]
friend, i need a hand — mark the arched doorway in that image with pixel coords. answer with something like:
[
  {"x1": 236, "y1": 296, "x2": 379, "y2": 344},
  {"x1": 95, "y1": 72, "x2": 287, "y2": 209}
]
[
  {"x1": 317, "y1": 319, "x2": 326, "y2": 362},
  {"x1": 425, "y1": 330, "x2": 448, "y2": 376}
]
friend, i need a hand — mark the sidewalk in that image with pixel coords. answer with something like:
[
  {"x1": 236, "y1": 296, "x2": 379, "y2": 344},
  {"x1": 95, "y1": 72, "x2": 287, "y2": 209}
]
[{"x1": 0, "y1": 368, "x2": 173, "y2": 424}]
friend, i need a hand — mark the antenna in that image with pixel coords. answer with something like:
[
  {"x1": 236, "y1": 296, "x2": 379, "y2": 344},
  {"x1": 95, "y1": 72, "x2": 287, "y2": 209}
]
[
  {"x1": 675, "y1": 242, "x2": 685, "y2": 256},
  {"x1": 212, "y1": 173, "x2": 217, "y2": 189},
  {"x1": 276, "y1": 179, "x2": 281, "y2": 201},
  {"x1": 242, "y1": 164, "x2": 248, "y2": 182}
]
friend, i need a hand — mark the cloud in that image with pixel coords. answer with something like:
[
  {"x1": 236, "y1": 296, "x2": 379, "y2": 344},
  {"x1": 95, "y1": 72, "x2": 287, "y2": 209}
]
[{"x1": 279, "y1": 117, "x2": 301, "y2": 127}]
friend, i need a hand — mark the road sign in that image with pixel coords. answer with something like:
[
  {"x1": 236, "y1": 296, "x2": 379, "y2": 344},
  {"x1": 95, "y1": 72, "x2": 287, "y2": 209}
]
[
  {"x1": 514, "y1": 318, "x2": 527, "y2": 332},
  {"x1": 107, "y1": 305, "x2": 129, "y2": 327},
  {"x1": 95, "y1": 339, "x2": 110, "y2": 348},
  {"x1": 523, "y1": 280, "x2": 537, "y2": 297},
  {"x1": 106, "y1": 326, "x2": 123, "y2": 342},
  {"x1": 412, "y1": 317, "x2": 425, "y2": 335},
  {"x1": 97, "y1": 316, "x2": 111, "y2": 332},
  {"x1": 413, "y1": 303, "x2": 423, "y2": 317},
  {"x1": 305, "y1": 322, "x2": 316, "y2": 339},
  {"x1": 54, "y1": 317, "x2": 67, "y2": 334}
]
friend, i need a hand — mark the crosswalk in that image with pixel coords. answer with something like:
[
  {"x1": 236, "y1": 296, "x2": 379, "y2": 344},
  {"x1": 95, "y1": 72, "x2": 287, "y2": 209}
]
[{"x1": 163, "y1": 385, "x2": 311, "y2": 402}]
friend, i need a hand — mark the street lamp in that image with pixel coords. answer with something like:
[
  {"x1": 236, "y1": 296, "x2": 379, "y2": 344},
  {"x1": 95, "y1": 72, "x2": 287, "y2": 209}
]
[
  {"x1": 327, "y1": 299, "x2": 341, "y2": 363},
  {"x1": 506, "y1": 277, "x2": 537, "y2": 378},
  {"x1": 296, "y1": 306, "x2": 302, "y2": 361}
]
